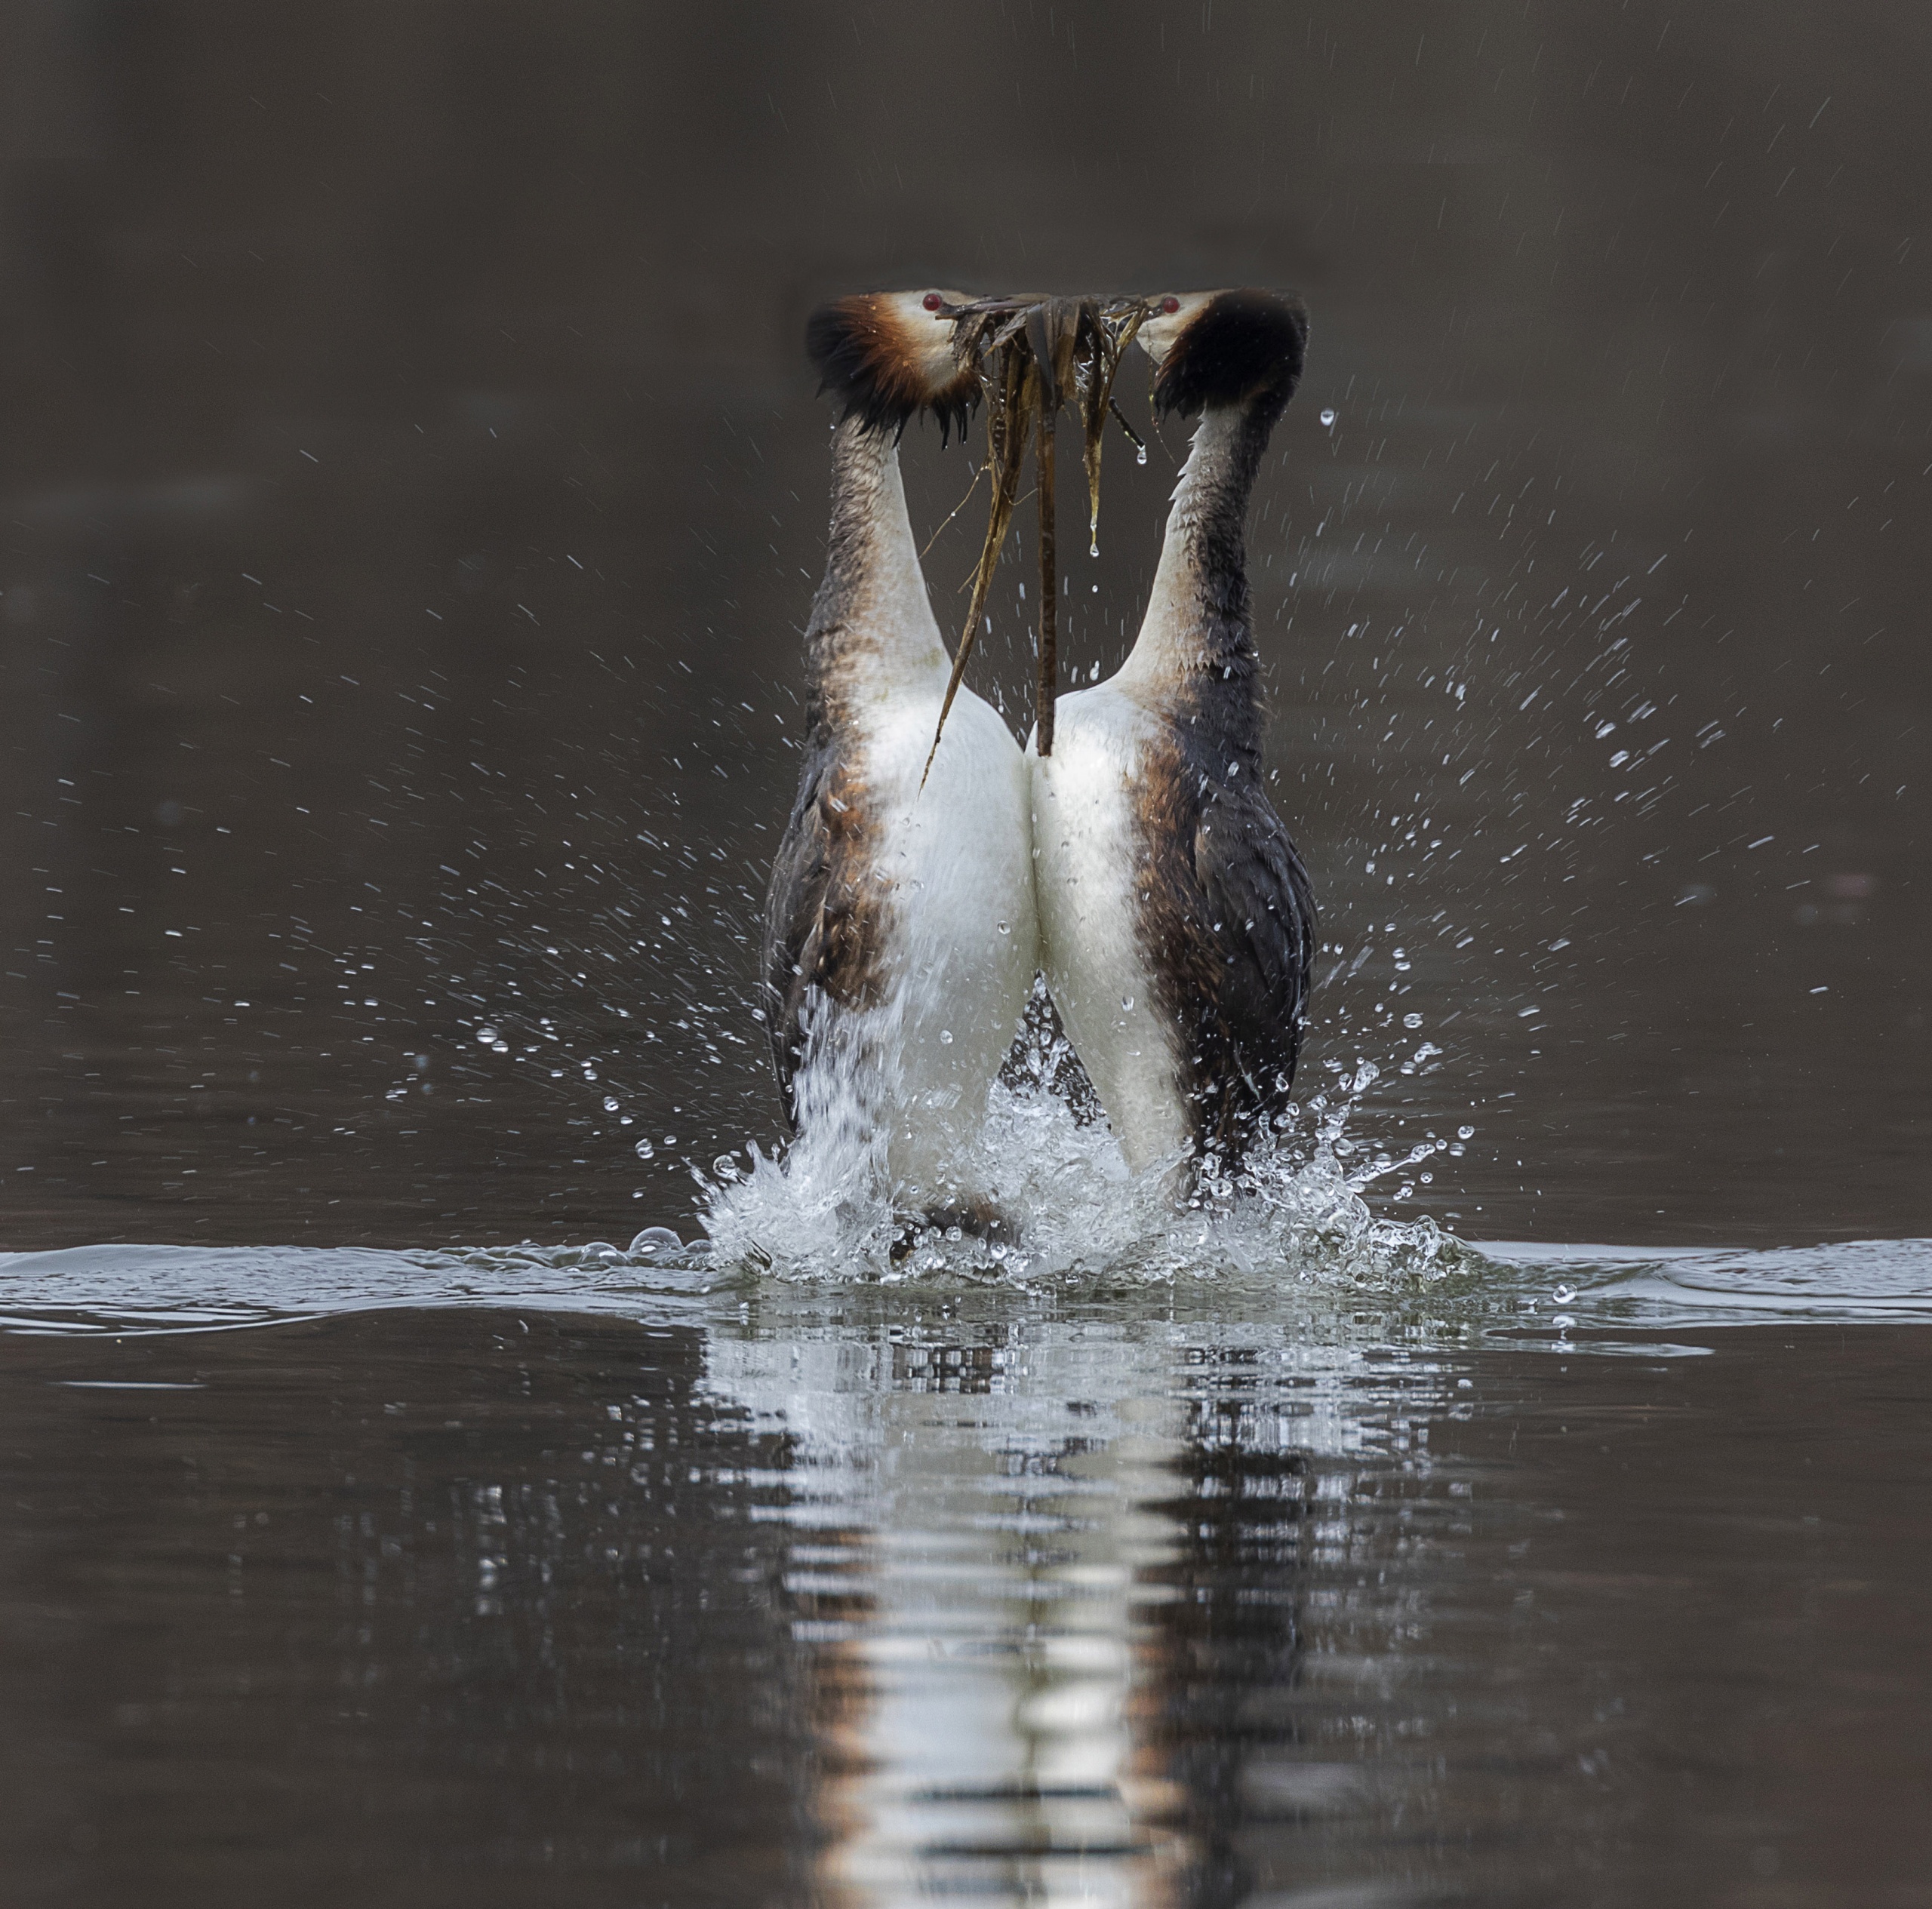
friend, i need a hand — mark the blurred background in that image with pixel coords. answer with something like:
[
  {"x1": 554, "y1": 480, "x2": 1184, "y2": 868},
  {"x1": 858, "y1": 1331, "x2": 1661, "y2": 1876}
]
[{"x1": 0, "y1": 0, "x2": 1924, "y2": 1249}]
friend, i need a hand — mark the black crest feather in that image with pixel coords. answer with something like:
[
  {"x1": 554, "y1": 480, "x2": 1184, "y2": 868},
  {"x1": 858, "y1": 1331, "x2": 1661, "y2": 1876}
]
[
  {"x1": 805, "y1": 294, "x2": 977, "y2": 445},
  {"x1": 1154, "y1": 290, "x2": 1309, "y2": 420}
]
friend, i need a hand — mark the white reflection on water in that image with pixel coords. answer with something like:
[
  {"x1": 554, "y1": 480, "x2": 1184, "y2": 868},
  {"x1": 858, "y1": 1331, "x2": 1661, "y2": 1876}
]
[{"x1": 706, "y1": 1323, "x2": 1452, "y2": 1904}]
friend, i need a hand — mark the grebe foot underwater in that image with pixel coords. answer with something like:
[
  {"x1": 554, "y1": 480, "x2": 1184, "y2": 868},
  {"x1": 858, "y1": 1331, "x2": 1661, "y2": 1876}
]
[
  {"x1": 1029, "y1": 289, "x2": 1318, "y2": 1183},
  {"x1": 761, "y1": 290, "x2": 1040, "y2": 1231}
]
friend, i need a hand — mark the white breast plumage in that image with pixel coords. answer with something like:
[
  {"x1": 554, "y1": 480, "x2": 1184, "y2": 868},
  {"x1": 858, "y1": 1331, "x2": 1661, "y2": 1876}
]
[
  {"x1": 1028, "y1": 687, "x2": 1191, "y2": 1176},
  {"x1": 856, "y1": 681, "x2": 1037, "y2": 1205}
]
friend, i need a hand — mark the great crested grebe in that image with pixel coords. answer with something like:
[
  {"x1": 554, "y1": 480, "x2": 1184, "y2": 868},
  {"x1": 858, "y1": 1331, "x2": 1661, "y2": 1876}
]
[
  {"x1": 761, "y1": 290, "x2": 1038, "y2": 1227},
  {"x1": 1027, "y1": 288, "x2": 1318, "y2": 1179}
]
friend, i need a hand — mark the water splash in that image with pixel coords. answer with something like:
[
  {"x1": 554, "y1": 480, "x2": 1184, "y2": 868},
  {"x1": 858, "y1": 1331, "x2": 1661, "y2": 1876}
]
[{"x1": 700, "y1": 999, "x2": 1478, "y2": 1292}]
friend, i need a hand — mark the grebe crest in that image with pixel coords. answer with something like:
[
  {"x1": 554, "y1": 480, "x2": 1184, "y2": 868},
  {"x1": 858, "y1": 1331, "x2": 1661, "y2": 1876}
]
[{"x1": 805, "y1": 290, "x2": 980, "y2": 444}]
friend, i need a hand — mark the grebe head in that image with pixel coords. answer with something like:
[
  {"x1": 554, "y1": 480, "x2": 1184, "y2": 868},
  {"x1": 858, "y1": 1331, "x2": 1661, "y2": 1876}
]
[
  {"x1": 805, "y1": 290, "x2": 979, "y2": 444},
  {"x1": 1137, "y1": 288, "x2": 1309, "y2": 419}
]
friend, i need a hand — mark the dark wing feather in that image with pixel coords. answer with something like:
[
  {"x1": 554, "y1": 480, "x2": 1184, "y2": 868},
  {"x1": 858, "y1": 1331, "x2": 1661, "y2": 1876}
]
[
  {"x1": 1189, "y1": 782, "x2": 1318, "y2": 1144},
  {"x1": 759, "y1": 730, "x2": 888, "y2": 1125}
]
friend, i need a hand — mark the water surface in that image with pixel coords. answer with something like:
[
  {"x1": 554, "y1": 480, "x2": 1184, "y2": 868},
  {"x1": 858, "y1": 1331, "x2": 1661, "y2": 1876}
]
[
  {"x1": 3, "y1": 1240, "x2": 1929, "y2": 1904},
  {"x1": 2, "y1": 3, "x2": 1928, "y2": 1903}
]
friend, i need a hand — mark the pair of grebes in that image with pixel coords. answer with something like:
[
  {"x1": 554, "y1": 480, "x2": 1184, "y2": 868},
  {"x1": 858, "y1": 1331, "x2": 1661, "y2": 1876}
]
[{"x1": 760, "y1": 287, "x2": 1316, "y2": 1237}]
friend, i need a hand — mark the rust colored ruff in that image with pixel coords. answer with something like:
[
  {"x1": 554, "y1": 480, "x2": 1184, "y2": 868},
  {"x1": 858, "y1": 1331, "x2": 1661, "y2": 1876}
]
[
  {"x1": 1029, "y1": 290, "x2": 1318, "y2": 1179},
  {"x1": 803, "y1": 292, "x2": 977, "y2": 447}
]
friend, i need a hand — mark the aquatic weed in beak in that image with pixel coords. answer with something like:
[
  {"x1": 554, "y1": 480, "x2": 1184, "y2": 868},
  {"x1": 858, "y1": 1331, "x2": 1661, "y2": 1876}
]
[{"x1": 921, "y1": 292, "x2": 1154, "y2": 779}]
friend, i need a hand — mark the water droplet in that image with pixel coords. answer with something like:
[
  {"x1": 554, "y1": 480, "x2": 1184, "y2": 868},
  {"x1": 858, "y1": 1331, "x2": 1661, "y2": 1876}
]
[
  {"x1": 1135, "y1": 445, "x2": 1148, "y2": 466},
  {"x1": 475, "y1": 1025, "x2": 498, "y2": 1046},
  {"x1": 1090, "y1": 538, "x2": 1100, "y2": 558},
  {"x1": 939, "y1": 1028, "x2": 954, "y2": 1044},
  {"x1": 1320, "y1": 407, "x2": 1337, "y2": 428},
  {"x1": 603, "y1": 1096, "x2": 620, "y2": 1112},
  {"x1": 1402, "y1": 1012, "x2": 1423, "y2": 1028},
  {"x1": 1457, "y1": 1124, "x2": 1475, "y2": 1139},
  {"x1": 997, "y1": 920, "x2": 1010, "y2": 934},
  {"x1": 663, "y1": 1134, "x2": 677, "y2": 1147},
  {"x1": 1552, "y1": 1283, "x2": 1578, "y2": 1305},
  {"x1": 629, "y1": 1225, "x2": 681, "y2": 1256},
  {"x1": 711, "y1": 1152, "x2": 741, "y2": 1182},
  {"x1": 633, "y1": 1138, "x2": 655, "y2": 1159},
  {"x1": 1120, "y1": 994, "x2": 1134, "y2": 1011}
]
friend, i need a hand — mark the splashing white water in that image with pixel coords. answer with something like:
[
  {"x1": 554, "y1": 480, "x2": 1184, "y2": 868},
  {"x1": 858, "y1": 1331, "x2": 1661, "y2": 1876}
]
[{"x1": 699, "y1": 996, "x2": 1472, "y2": 1290}]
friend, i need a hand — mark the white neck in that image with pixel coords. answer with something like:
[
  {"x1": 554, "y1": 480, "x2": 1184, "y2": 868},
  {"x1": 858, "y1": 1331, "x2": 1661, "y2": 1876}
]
[
  {"x1": 1112, "y1": 408, "x2": 1244, "y2": 696},
  {"x1": 813, "y1": 420, "x2": 950, "y2": 696}
]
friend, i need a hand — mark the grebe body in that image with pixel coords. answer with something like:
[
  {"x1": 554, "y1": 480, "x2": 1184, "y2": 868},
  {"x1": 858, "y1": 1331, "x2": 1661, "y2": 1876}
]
[
  {"x1": 762, "y1": 293, "x2": 1037, "y2": 1221},
  {"x1": 1029, "y1": 290, "x2": 1318, "y2": 1177}
]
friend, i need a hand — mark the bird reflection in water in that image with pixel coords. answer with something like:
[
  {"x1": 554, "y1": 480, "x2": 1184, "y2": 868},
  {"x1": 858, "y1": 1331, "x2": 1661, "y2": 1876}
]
[{"x1": 712, "y1": 1332, "x2": 1195, "y2": 1904}]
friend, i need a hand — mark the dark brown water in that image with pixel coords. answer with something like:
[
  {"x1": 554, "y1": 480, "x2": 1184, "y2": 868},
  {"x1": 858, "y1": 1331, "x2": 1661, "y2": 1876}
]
[{"x1": 1, "y1": 3, "x2": 1928, "y2": 1902}]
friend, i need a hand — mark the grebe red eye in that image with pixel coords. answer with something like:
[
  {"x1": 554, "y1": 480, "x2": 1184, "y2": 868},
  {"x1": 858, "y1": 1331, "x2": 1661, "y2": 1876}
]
[
  {"x1": 1160, "y1": 296, "x2": 1181, "y2": 315},
  {"x1": 922, "y1": 292, "x2": 943, "y2": 312}
]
